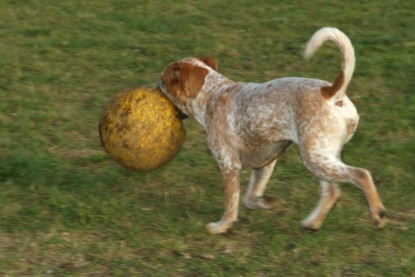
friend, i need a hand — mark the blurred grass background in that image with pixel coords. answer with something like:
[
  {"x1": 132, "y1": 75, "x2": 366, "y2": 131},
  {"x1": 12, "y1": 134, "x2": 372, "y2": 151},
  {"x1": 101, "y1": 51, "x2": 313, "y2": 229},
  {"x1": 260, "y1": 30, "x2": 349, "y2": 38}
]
[{"x1": 0, "y1": 0, "x2": 414, "y2": 276}]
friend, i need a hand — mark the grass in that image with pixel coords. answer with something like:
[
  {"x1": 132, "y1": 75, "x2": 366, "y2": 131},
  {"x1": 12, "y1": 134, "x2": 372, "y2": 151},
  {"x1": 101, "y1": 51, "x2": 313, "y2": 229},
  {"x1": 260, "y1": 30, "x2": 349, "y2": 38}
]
[{"x1": 0, "y1": 0, "x2": 414, "y2": 276}]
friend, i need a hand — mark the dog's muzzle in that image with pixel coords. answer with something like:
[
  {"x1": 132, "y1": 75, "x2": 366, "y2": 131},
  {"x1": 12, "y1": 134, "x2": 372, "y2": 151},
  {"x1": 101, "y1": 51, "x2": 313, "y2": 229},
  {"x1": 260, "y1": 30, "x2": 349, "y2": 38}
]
[{"x1": 157, "y1": 81, "x2": 188, "y2": 120}]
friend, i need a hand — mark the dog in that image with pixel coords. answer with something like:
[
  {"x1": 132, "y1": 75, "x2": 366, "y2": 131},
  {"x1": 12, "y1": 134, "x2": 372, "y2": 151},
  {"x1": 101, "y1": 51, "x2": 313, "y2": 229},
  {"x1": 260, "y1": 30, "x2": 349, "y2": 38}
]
[{"x1": 158, "y1": 27, "x2": 386, "y2": 234}]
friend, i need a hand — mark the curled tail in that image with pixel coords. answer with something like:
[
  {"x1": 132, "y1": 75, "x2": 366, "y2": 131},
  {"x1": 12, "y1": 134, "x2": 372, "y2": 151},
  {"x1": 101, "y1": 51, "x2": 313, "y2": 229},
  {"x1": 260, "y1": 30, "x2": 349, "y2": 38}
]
[{"x1": 304, "y1": 27, "x2": 355, "y2": 99}]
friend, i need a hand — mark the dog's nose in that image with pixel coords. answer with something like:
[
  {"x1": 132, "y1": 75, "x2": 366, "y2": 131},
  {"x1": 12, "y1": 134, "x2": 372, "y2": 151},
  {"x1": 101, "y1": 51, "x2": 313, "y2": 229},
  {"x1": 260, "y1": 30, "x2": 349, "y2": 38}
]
[{"x1": 179, "y1": 111, "x2": 189, "y2": 120}]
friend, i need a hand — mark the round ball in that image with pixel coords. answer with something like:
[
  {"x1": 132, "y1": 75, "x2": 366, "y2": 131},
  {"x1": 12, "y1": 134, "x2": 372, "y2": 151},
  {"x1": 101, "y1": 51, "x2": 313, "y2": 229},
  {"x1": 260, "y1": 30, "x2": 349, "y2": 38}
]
[{"x1": 99, "y1": 87, "x2": 186, "y2": 171}]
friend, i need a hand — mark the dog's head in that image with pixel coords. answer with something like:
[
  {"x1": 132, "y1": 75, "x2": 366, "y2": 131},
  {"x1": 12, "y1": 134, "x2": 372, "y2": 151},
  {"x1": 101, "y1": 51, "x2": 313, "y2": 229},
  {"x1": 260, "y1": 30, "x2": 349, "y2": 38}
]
[{"x1": 158, "y1": 57, "x2": 218, "y2": 116}]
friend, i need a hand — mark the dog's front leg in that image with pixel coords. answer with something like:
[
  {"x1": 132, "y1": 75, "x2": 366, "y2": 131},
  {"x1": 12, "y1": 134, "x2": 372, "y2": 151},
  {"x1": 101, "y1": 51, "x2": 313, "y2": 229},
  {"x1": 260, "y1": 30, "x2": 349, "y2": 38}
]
[{"x1": 207, "y1": 165, "x2": 241, "y2": 235}]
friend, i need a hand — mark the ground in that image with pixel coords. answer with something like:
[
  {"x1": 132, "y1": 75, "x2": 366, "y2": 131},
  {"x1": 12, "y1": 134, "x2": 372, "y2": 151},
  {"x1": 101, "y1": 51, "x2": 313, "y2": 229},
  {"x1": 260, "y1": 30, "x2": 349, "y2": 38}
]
[{"x1": 0, "y1": 0, "x2": 414, "y2": 276}]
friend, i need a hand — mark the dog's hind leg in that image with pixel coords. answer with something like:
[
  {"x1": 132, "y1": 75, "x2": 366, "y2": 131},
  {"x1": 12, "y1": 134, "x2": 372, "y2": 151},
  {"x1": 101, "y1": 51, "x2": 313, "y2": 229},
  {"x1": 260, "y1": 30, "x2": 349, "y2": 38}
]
[
  {"x1": 300, "y1": 146, "x2": 386, "y2": 229},
  {"x1": 344, "y1": 166, "x2": 386, "y2": 228},
  {"x1": 301, "y1": 180, "x2": 341, "y2": 230},
  {"x1": 243, "y1": 159, "x2": 278, "y2": 209}
]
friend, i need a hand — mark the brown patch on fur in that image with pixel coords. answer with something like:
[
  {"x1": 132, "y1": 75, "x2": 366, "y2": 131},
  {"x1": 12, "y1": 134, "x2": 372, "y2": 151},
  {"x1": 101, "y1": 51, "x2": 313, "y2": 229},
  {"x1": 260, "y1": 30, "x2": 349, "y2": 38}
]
[
  {"x1": 180, "y1": 63, "x2": 208, "y2": 98},
  {"x1": 162, "y1": 62, "x2": 208, "y2": 101},
  {"x1": 335, "y1": 100, "x2": 344, "y2": 107},
  {"x1": 321, "y1": 71, "x2": 345, "y2": 99},
  {"x1": 199, "y1": 57, "x2": 219, "y2": 71},
  {"x1": 349, "y1": 167, "x2": 367, "y2": 180}
]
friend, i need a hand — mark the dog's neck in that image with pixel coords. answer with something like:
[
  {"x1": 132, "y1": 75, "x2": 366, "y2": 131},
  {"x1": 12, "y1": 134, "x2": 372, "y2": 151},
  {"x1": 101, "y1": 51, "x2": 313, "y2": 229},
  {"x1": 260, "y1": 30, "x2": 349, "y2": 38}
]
[{"x1": 188, "y1": 72, "x2": 235, "y2": 128}]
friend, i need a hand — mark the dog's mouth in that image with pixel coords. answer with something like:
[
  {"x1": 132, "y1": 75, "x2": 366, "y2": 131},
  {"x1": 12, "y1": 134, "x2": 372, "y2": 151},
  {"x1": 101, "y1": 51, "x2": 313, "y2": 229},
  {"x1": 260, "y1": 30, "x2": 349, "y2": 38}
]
[
  {"x1": 157, "y1": 81, "x2": 188, "y2": 120},
  {"x1": 179, "y1": 111, "x2": 188, "y2": 120}
]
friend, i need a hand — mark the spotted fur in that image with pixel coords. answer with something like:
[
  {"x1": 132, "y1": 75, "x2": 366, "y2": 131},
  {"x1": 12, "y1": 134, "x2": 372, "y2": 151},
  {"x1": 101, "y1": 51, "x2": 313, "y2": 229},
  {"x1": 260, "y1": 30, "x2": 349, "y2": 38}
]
[{"x1": 158, "y1": 27, "x2": 386, "y2": 234}]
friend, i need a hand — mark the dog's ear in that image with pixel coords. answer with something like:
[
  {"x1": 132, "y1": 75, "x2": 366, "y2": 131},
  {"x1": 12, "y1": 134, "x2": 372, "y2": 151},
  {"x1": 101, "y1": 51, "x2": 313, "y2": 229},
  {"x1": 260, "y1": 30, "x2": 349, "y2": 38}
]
[
  {"x1": 199, "y1": 57, "x2": 218, "y2": 71},
  {"x1": 162, "y1": 62, "x2": 208, "y2": 100},
  {"x1": 178, "y1": 63, "x2": 208, "y2": 98}
]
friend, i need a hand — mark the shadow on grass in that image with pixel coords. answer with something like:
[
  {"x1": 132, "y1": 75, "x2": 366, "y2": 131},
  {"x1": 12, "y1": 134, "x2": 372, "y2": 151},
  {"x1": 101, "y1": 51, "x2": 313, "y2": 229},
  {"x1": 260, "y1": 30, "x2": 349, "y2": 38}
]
[
  {"x1": 0, "y1": 148, "x2": 146, "y2": 189},
  {"x1": 0, "y1": 149, "x2": 151, "y2": 232}
]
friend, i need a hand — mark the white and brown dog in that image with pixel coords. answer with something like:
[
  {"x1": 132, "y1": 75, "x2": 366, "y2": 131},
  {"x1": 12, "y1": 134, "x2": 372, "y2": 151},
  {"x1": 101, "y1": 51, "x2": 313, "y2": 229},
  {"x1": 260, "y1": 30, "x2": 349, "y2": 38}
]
[{"x1": 158, "y1": 27, "x2": 386, "y2": 234}]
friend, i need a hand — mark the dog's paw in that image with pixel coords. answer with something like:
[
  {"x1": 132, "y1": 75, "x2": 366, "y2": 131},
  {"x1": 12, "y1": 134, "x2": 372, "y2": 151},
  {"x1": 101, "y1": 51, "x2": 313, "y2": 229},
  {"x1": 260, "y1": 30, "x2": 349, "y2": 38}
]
[
  {"x1": 244, "y1": 196, "x2": 278, "y2": 210},
  {"x1": 206, "y1": 221, "x2": 231, "y2": 235},
  {"x1": 372, "y1": 209, "x2": 387, "y2": 229},
  {"x1": 300, "y1": 219, "x2": 322, "y2": 231}
]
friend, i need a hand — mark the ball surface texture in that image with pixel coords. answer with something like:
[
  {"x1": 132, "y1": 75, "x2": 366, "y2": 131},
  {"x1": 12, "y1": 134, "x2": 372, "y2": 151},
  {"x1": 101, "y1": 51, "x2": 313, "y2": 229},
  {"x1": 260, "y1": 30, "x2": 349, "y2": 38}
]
[{"x1": 99, "y1": 87, "x2": 185, "y2": 171}]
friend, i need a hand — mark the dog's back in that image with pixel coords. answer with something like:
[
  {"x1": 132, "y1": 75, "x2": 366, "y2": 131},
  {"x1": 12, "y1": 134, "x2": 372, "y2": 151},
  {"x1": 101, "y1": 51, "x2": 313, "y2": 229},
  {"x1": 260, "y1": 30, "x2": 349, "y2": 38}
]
[{"x1": 228, "y1": 77, "x2": 331, "y2": 142}]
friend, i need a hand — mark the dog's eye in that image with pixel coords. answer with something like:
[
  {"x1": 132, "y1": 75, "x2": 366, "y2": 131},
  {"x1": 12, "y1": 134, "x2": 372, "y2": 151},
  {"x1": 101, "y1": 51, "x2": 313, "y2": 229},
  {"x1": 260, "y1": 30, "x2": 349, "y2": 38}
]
[{"x1": 171, "y1": 73, "x2": 180, "y2": 84}]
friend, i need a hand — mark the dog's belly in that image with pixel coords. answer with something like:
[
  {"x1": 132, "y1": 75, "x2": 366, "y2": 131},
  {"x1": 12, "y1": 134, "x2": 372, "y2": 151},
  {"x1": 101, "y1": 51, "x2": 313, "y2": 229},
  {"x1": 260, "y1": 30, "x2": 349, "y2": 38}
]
[{"x1": 240, "y1": 140, "x2": 293, "y2": 168}]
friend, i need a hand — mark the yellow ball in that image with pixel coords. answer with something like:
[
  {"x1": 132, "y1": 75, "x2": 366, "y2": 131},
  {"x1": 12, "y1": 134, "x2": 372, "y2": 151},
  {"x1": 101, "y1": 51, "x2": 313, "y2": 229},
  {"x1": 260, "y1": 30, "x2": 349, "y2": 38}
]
[{"x1": 99, "y1": 86, "x2": 186, "y2": 171}]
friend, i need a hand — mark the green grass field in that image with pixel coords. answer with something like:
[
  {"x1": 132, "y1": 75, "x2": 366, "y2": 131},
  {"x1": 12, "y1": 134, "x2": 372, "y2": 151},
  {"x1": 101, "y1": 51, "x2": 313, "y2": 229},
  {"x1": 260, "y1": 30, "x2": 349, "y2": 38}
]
[{"x1": 1, "y1": 1, "x2": 414, "y2": 276}]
